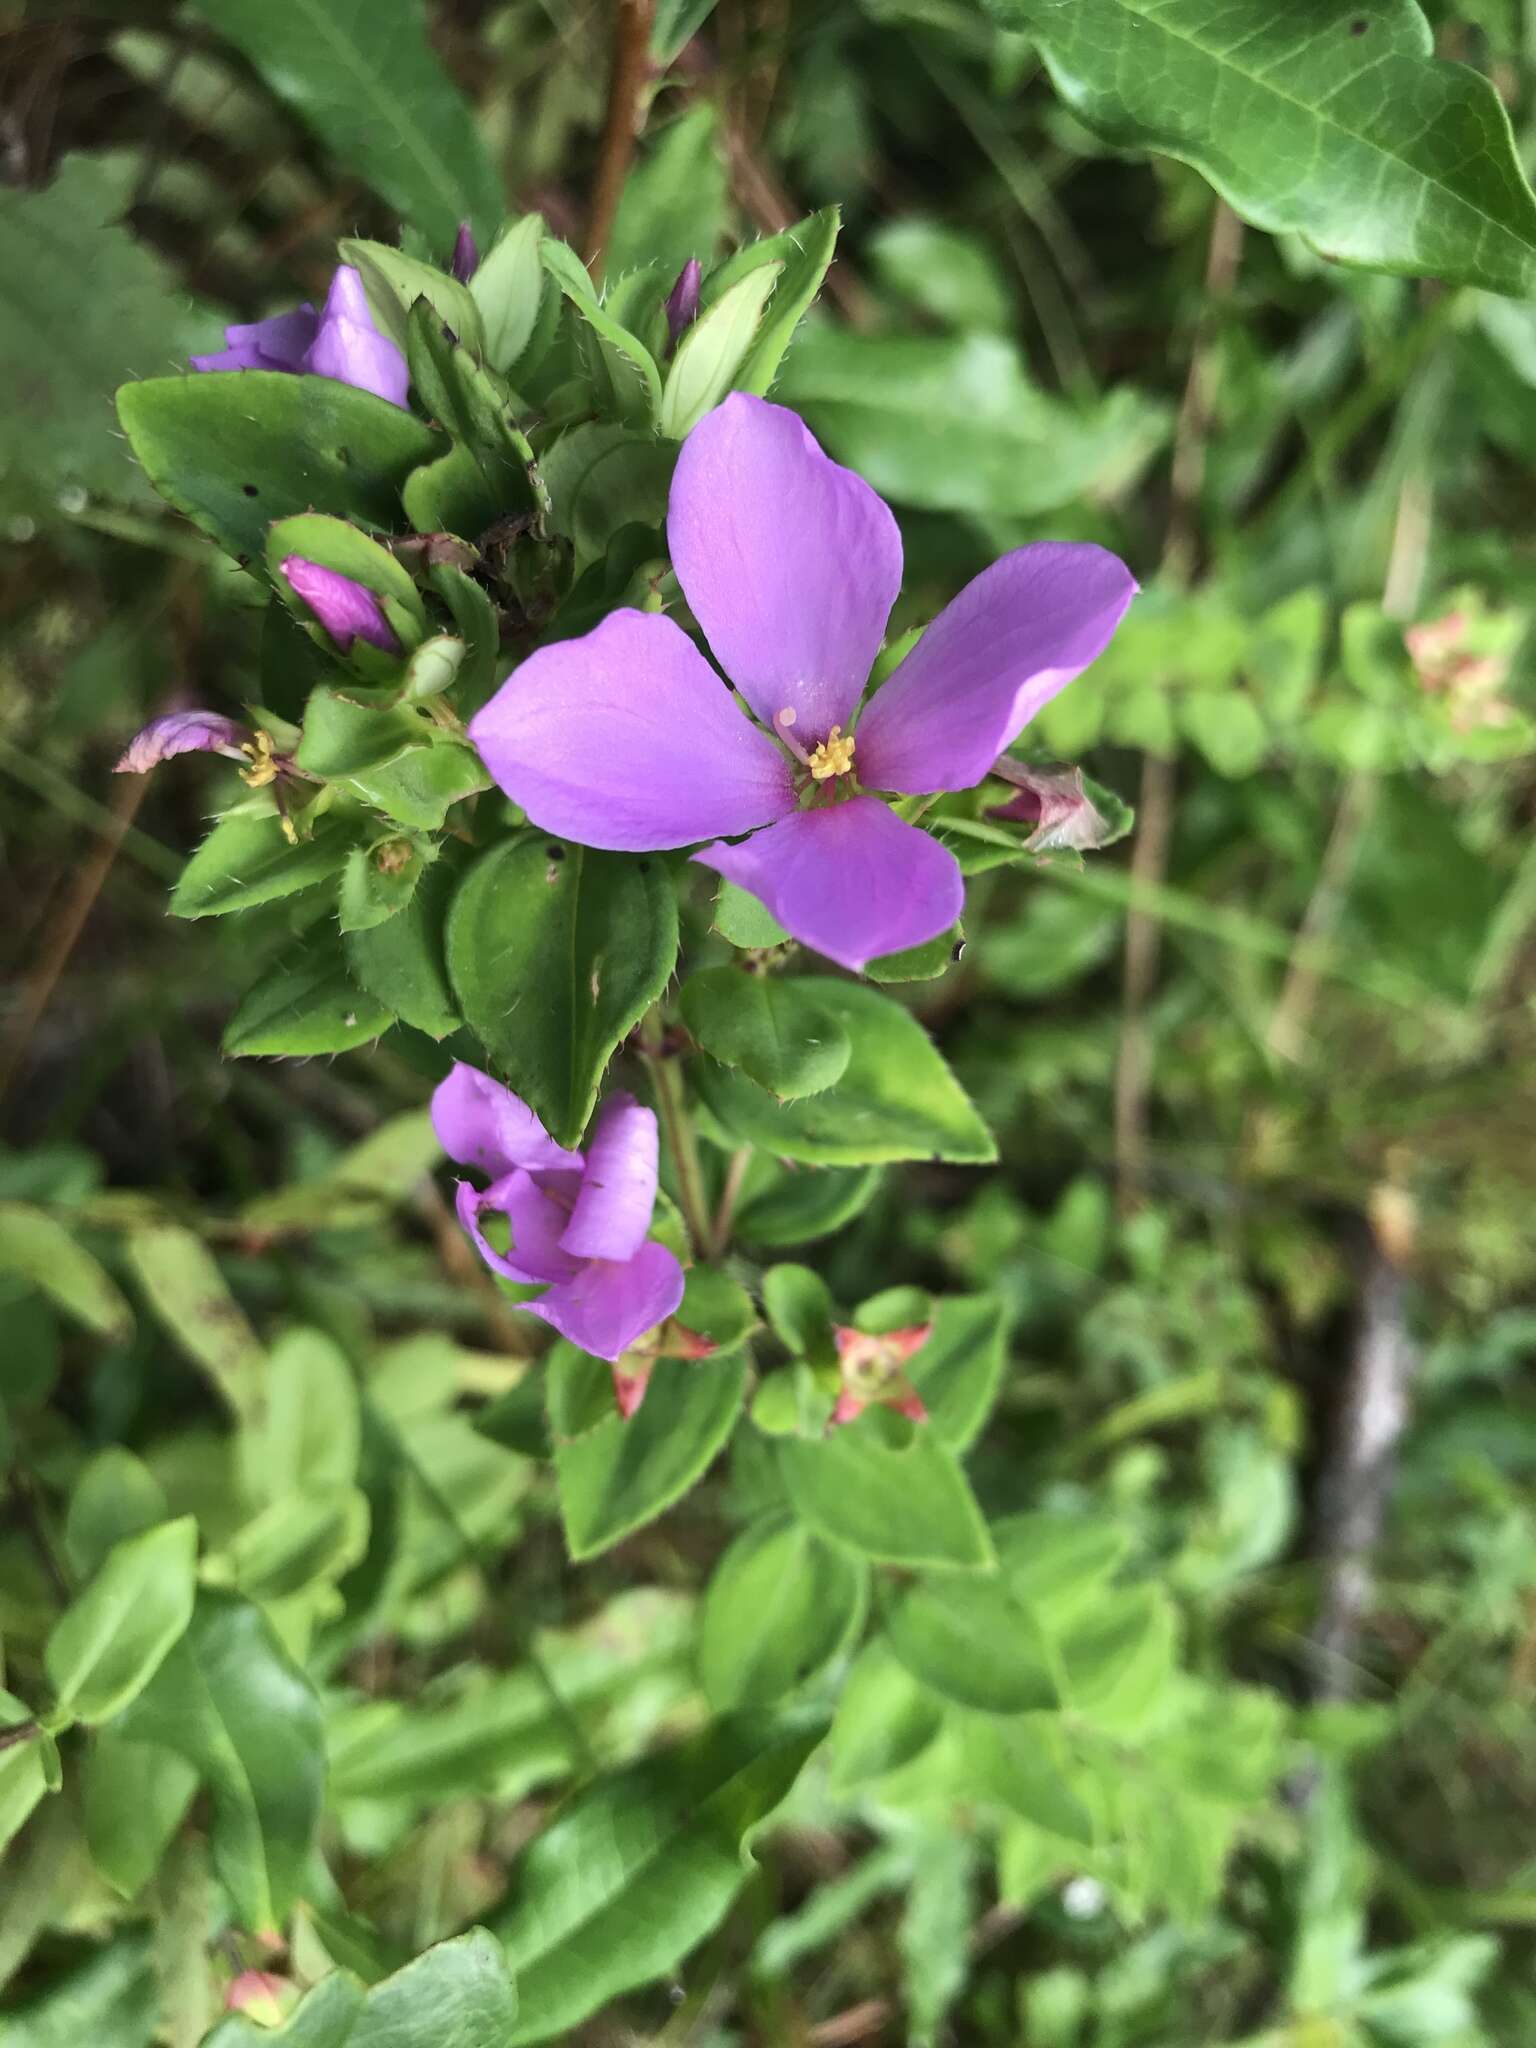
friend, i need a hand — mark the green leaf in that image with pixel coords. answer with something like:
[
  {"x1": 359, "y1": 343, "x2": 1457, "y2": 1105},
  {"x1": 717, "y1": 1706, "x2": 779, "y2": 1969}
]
[
  {"x1": 337, "y1": 237, "x2": 485, "y2": 356},
  {"x1": 608, "y1": 103, "x2": 729, "y2": 281},
  {"x1": 403, "y1": 300, "x2": 543, "y2": 519},
  {"x1": 827, "y1": 1641, "x2": 945, "y2": 1789},
  {"x1": 45, "y1": 1517, "x2": 198, "y2": 1726},
  {"x1": 676, "y1": 1265, "x2": 759, "y2": 1352},
  {"x1": 223, "y1": 929, "x2": 395, "y2": 1057},
  {"x1": 124, "y1": 1223, "x2": 266, "y2": 1422},
  {"x1": 734, "y1": 1162, "x2": 882, "y2": 1249},
  {"x1": 337, "y1": 838, "x2": 430, "y2": 934},
  {"x1": 0, "y1": 1202, "x2": 132, "y2": 1341},
  {"x1": 345, "y1": 852, "x2": 461, "y2": 1037},
  {"x1": 680, "y1": 968, "x2": 850, "y2": 1101},
  {"x1": 116, "y1": 373, "x2": 437, "y2": 566},
  {"x1": 868, "y1": 217, "x2": 1012, "y2": 333},
  {"x1": 204, "y1": 1929, "x2": 518, "y2": 2047},
  {"x1": 190, "y1": 0, "x2": 502, "y2": 246},
  {"x1": 64, "y1": 1449, "x2": 168, "y2": 1579},
  {"x1": 212, "y1": 1488, "x2": 370, "y2": 1604},
  {"x1": 713, "y1": 877, "x2": 790, "y2": 949},
  {"x1": 659, "y1": 262, "x2": 783, "y2": 439},
  {"x1": 899, "y1": 1829, "x2": 975, "y2": 2048},
  {"x1": 84, "y1": 1729, "x2": 199, "y2": 1899},
  {"x1": 543, "y1": 239, "x2": 662, "y2": 424},
  {"x1": 494, "y1": 1713, "x2": 823, "y2": 2043},
  {"x1": 115, "y1": 1591, "x2": 324, "y2": 1933},
  {"x1": 906, "y1": 1295, "x2": 1008, "y2": 1453},
  {"x1": 0, "y1": 1718, "x2": 49, "y2": 1857},
  {"x1": 0, "y1": 1930, "x2": 156, "y2": 2047},
  {"x1": 446, "y1": 836, "x2": 679, "y2": 1147},
  {"x1": 695, "y1": 979, "x2": 995, "y2": 1166},
  {"x1": 403, "y1": 439, "x2": 500, "y2": 541},
  {"x1": 556, "y1": 1355, "x2": 747, "y2": 1561},
  {"x1": 761, "y1": 1263, "x2": 837, "y2": 1365},
  {"x1": 244, "y1": 1327, "x2": 361, "y2": 1504},
  {"x1": 705, "y1": 208, "x2": 840, "y2": 393},
  {"x1": 990, "y1": 0, "x2": 1536, "y2": 296},
  {"x1": 203, "y1": 1972, "x2": 364, "y2": 2048},
  {"x1": 1053, "y1": 1586, "x2": 1180, "y2": 1736},
  {"x1": 237, "y1": 1110, "x2": 441, "y2": 1237},
  {"x1": 469, "y1": 214, "x2": 547, "y2": 374},
  {"x1": 541, "y1": 421, "x2": 676, "y2": 568},
  {"x1": 778, "y1": 1415, "x2": 995, "y2": 1571},
  {"x1": 698, "y1": 1514, "x2": 865, "y2": 1708},
  {"x1": 171, "y1": 809, "x2": 359, "y2": 920},
  {"x1": 880, "y1": 1573, "x2": 1058, "y2": 1715},
  {"x1": 347, "y1": 738, "x2": 490, "y2": 831}
]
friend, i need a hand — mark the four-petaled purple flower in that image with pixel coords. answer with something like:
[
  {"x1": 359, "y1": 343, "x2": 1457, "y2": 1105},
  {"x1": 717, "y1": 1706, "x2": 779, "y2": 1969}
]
[
  {"x1": 467, "y1": 395, "x2": 1137, "y2": 972},
  {"x1": 282, "y1": 558, "x2": 401, "y2": 655},
  {"x1": 432, "y1": 1062, "x2": 685, "y2": 1362},
  {"x1": 192, "y1": 265, "x2": 408, "y2": 409}
]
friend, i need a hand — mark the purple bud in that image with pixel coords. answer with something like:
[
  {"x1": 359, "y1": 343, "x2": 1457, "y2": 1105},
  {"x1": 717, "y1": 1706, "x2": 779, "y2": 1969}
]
[
  {"x1": 302, "y1": 267, "x2": 409, "y2": 409},
  {"x1": 281, "y1": 558, "x2": 402, "y2": 655},
  {"x1": 451, "y1": 223, "x2": 480, "y2": 283},
  {"x1": 664, "y1": 258, "x2": 702, "y2": 348},
  {"x1": 114, "y1": 710, "x2": 250, "y2": 774},
  {"x1": 987, "y1": 761, "x2": 1110, "y2": 853}
]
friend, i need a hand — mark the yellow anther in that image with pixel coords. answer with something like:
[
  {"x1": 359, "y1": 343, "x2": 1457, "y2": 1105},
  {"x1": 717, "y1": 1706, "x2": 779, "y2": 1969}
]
[
  {"x1": 239, "y1": 730, "x2": 279, "y2": 789},
  {"x1": 808, "y1": 725, "x2": 856, "y2": 782}
]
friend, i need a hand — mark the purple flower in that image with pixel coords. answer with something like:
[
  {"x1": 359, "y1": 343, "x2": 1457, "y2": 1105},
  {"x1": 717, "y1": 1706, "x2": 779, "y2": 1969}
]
[
  {"x1": 987, "y1": 761, "x2": 1111, "y2": 853},
  {"x1": 451, "y1": 223, "x2": 480, "y2": 283},
  {"x1": 282, "y1": 557, "x2": 402, "y2": 654},
  {"x1": 664, "y1": 258, "x2": 702, "y2": 347},
  {"x1": 114, "y1": 710, "x2": 251, "y2": 775},
  {"x1": 192, "y1": 266, "x2": 408, "y2": 408},
  {"x1": 467, "y1": 395, "x2": 1136, "y2": 972},
  {"x1": 432, "y1": 1063, "x2": 686, "y2": 1362}
]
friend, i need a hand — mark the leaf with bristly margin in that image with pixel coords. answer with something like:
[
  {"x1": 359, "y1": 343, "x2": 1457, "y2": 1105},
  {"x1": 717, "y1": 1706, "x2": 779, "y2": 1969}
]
[
  {"x1": 0, "y1": 1201, "x2": 132, "y2": 1341},
  {"x1": 986, "y1": 0, "x2": 1536, "y2": 297},
  {"x1": 556, "y1": 1356, "x2": 748, "y2": 1561},
  {"x1": 189, "y1": 0, "x2": 502, "y2": 246},
  {"x1": 467, "y1": 214, "x2": 547, "y2": 374},
  {"x1": 540, "y1": 422, "x2": 676, "y2": 569},
  {"x1": 337, "y1": 237, "x2": 485, "y2": 356},
  {"x1": 124, "y1": 1223, "x2": 265, "y2": 1422},
  {"x1": 222, "y1": 929, "x2": 396, "y2": 1058},
  {"x1": 493, "y1": 1713, "x2": 824, "y2": 2043},
  {"x1": 117, "y1": 373, "x2": 437, "y2": 567},
  {"x1": 698, "y1": 1514, "x2": 866, "y2": 1708},
  {"x1": 680, "y1": 968, "x2": 850, "y2": 1101},
  {"x1": 345, "y1": 854, "x2": 461, "y2": 1039},
  {"x1": 659, "y1": 263, "x2": 782, "y2": 439},
  {"x1": 704, "y1": 208, "x2": 840, "y2": 393},
  {"x1": 446, "y1": 836, "x2": 679, "y2": 1148},
  {"x1": 115, "y1": 1591, "x2": 324, "y2": 1934},
  {"x1": 542, "y1": 239, "x2": 661, "y2": 426},
  {"x1": 733, "y1": 1160, "x2": 882, "y2": 1250},
  {"x1": 170, "y1": 809, "x2": 362, "y2": 920},
  {"x1": 779, "y1": 1412, "x2": 994, "y2": 1570},
  {"x1": 46, "y1": 1517, "x2": 198, "y2": 1726}
]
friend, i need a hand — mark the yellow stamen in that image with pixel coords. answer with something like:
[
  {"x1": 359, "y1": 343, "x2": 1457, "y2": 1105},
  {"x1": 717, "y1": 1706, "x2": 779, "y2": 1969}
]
[
  {"x1": 239, "y1": 730, "x2": 279, "y2": 788},
  {"x1": 808, "y1": 725, "x2": 856, "y2": 782}
]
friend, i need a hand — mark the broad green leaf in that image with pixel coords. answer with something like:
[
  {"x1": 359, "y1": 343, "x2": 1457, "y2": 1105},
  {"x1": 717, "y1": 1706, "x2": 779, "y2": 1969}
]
[
  {"x1": 469, "y1": 214, "x2": 546, "y2": 373},
  {"x1": 446, "y1": 836, "x2": 679, "y2": 1147},
  {"x1": 734, "y1": 1162, "x2": 882, "y2": 1249},
  {"x1": 696, "y1": 979, "x2": 995, "y2": 1166},
  {"x1": 45, "y1": 1517, "x2": 197, "y2": 1725},
  {"x1": 995, "y1": 1512, "x2": 1131, "y2": 1628},
  {"x1": 906, "y1": 1295, "x2": 1009, "y2": 1453},
  {"x1": 0, "y1": 1202, "x2": 131, "y2": 1341},
  {"x1": 556, "y1": 1355, "x2": 747, "y2": 1561},
  {"x1": 713, "y1": 876, "x2": 789, "y2": 949},
  {"x1": 939, "y1": 1712, "x2": 1097, "y2": 1843},
  {"x1": 345, "y1": 738, "x2": 489, "y2": 831},
  {"x1": 116, "y1": 1591, "x2": 324, "y2": 1933},
  {"x1": 609, "y1": 103, "x2": 728, "y2": 282},
  {"x1": 1053, "y1": 1586, "x2": 1180, "y2": 1736},
  {"x1": 989, "y1": 0, "x2": 1536, "y2": 296},
  {"x1": 202, "y1": 1929, "x2": 517, "y2": 2047},
  {"x1": 698, "y1": 1514, "x2": 865, "y2": 1708},
  {"x1": 540, "y1": 421, "x2": 676, "y2": 568},
  {"x1": 705, "y1": 207, "x2": 840, "y2": 393},
  {"x1": 295, "y1": 692, "x2": 433, "y2": 779},
  {"x1": 680, "y1": 968, "x2": 850, "y2": 1101},
  {"x1": 83, "y1": 1729, "x2": 198, "y2": 1899},
  {"x1": 345, "y1": 853, "x2": 461, "y2": 1037},
  {"x1": 191, "y1": 0, "x2": 503, "y2": 246},
  {"x1": 659, "y1": 262, "x2": 782, "y2": 439},
  {"x1": 403, "y1": 438, "x2": 500, "y2": 541},
  {"x1": 222, "y1": 929, "x2": 395, "y2": 1057},
  {"x1": 125, "y1": 1223, "x2": 265, "y2": 1422},
  {"x1": 779, "y1": 1414, "x2": 994, "y2": 1570},
  {"x1": 880, "y1": 1574, "x2": 1057, "y2": 1715},
  {"x1": 171, "y1": 810, "x2": 359, "y2": 920},
  {"x1": 827, "y1": 1642, "x2": 945, "y2": 1790},
  {"x1": 494, "y1": 1713, "x2": 823, "y2": 2042},
  {"x1": 63, "y1": 1449, "x2": 168, "y2": 1578},
  {"x1": 116, "y1": 373, "x2": 437, "y2": 566}
]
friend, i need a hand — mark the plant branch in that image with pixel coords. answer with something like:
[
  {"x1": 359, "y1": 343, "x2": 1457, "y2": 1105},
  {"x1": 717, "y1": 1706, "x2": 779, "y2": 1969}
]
[
  {"x1": 641, "y1": 1014, "x2": 713, "y2": 1260},
  {"x1": 707, "y1": 1146, "x2": 753, "y2": 1262},
  {"x1": 584, "y1": 0, "x2": 655, "y2": 282}
]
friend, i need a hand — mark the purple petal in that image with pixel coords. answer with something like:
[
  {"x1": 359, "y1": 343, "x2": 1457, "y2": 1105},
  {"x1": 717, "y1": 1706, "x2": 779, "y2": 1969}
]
[
  {"x1": 455, "y1": 1173, "x2": 582, "y2": 1286},
  {"x1": 114, "y1": 710, "x2": 249, "y2": 773},
  {"x1": 560, "y1": 1093, "x2": 657, "y2": 1262},
  {"x1": 451, "y1": 223, "x2": 480, "y2": 283},
  {"x1": 281, "y1": 557, "x2": 402, "y2": 655},
  {"x1": 694, "y1": 796, "x2": 963, "y2": 973},
  {"x1": 468, "y1": 608, "x2": 796, "y2": 851},
  {"x1": 191, "y1": 305, "x2": 317, "y2": 375},
  {"x1": 664, "y1": 258, "x2": 702, "y2": 347},
  {"x1": 432, "y1": 1062, "x2": 582, "y2": 1177},
  {"x1": 527, "y1": 1241, "x2": 686, "y2": 1362},
  {"x1": 668, "y1": 395, "x2": 903, "y2": 740},
  {"x1": 855, "y1": 544, "x2": 1136, "y2": 795},
  {"x1": 302, "y1": 267, "x2": 410, "y2": 408}
]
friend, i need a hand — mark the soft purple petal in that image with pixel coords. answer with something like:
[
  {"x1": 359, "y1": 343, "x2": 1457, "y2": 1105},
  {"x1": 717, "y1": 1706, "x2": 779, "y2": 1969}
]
[
  {"x1": 455, "y1": 1177, "x2": 565, "y2": 1286},
  {"x1": 468, "y1": 608, "x2": 796, "y2": 851},
  {"x1": 302, "y1": 266, "x2": 410, "y2": 407},
  {"x1": 694, "y1": 796, "x2": 964, "y2": 973},
  {"x1": 451, "y1": 223, "x2": 480, "y2": 283},
  {"x1": 191, "y1": 305, "x2": 317, "y2": 375},
  {"x1": 432, "y1": 1062, "x2": 582, "y2": 1177},
  {"x1": 281, "y1": 557, "x2": 402, "y2": 655},
  {"x1": 668, "y1": 395, "x2": 903, "y2": 740},
  {"x1": 664, "y1": 258, "x2": 702, "y2": 347},
  {"x1": 854, "y1": 543, "x2": 1136, "y2": 795},
  {"x1": 527, "y1": 1241, "x2": 686, "y2": 1362},
  {"x1": 560, "y1": 1093, "x2": 657, "y2": 1262},
  {"x1": 114, "y1": 710, "x2": 249, "y2": 773}
]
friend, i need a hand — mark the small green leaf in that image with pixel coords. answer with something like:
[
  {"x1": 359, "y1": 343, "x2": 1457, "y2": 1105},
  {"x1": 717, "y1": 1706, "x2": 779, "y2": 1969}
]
[
  {"x1": 557, "y1": 1355, "x2": 747, "y2": 1561},
  {"x1": 0, "y1": 1721, "x2": 49, "y2": 1856},
  {"x1": 696, "y1": 979, "x2": 995, "y2": 1166},
  {"x1": 345, "y1": 852, "x2": 461, "y2": 1037},
  {"x1": 447, "y1": 836, "x2": 679, "y2": 1148},
  {"x1": 337, "y1": 837, "x2": 430, "y2": 934},
  {"x1": 0, "y1": 1202, "x2": 132, "y2": 1341},
  {"x1": 171, "y1": 810, "x2": 359, "y2": 920},
  {"x1": 676, "y1": 1265, "x2": 759, "y2": 1352},
  {"x1": 244, "y1": 1327, "x2": 362, "y2": 1504},
  {"x1": 699, "y1": 1515, "x2": 865, "y2": 1708},
  {"x1": 211, "y1": 1487, "x2": 370, "y2": 1603},
  {"x1": 223, "y1": 929, "x2": 395, "y2": 1057},
  {"x1": 469, "y1": 213, "x2": 547, "y2": 374},
  {"x1": 346, "y1": 738, "x2": 489, "y2": 831},
  {"x1": 761, "y1": 1263, "x2": 837, "y2": 1365},
  {"x1": 712, "y1": 877, "x2": 790, "y2": 949},
  {"x1": 660, "y1": 262, "x2": 782, "y2": 438},
  {"x1": 267, "y1": 511, "x2": 426, "y2": 645},
  {"x1": 680, "y1": 968, "x2": 850, "y2": 1101},
  {"x1": 46, "y1": 1517, "x2": 198, "y2": 1726},
  {"x1": 779, "y1": 1416, "x2": 994, "y2": 1571},
  {"x1": 403, "y1": 299, "x2": 543, "y2": 518},
  {"x1": 906, "y1": 1295, "x2": 1009, "y2": 1453},
  {"x1": 64, "y1": 1449, "x2": 168, "y2": 1578},
  {"x1": 125, "y1": 1223, "x2": 265, "y2": 1422},
  {"x1": 704, "y1": 207, "x2": 840, "y2": 394}
]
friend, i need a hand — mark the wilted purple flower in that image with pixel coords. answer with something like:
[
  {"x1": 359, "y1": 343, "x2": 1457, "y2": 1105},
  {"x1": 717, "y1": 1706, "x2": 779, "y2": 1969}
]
[
  {"x1": 192, "y1": 266, "x2": 408, "y2": 408},
  {"x1": 451, "y1": 222, "x2": 480, "y2": 283},
  {"x1": 114, "y1": 710, "x2": 251, "y2": 775},
  {"x1": 467, "y1": 395, "x2": 1136, "y2": 971},
  {"x1": 664, "y1": 258, "x2": 702, "y2": 348},
  {"x1": 987, "y1": 760, "x2": 1111, "y2": 853},
  {"x1": 281, "y1": 557, "x2": 401, "y2": 655},
  {"x1": 432, "y1": 1063, "x2": 685, "y2": 1362}
]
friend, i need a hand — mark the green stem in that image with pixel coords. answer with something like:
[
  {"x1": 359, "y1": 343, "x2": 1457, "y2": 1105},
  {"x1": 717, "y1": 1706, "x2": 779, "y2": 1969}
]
[
  {"x1": 641, "y1": 1014, "x2": 713, "y2": 1261},
  {"x1": 708, "y1": 1147, "x2": 753, "y2": 1263}
]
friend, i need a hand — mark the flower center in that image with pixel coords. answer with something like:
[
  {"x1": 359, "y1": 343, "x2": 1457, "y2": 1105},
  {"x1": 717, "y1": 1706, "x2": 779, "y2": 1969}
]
[
  {"x1": 808, "y1": 725, "x2": 856, "y2": 781},
  {"x1": 239, "y1": 731, "x2": 279, "y2": 789}
]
